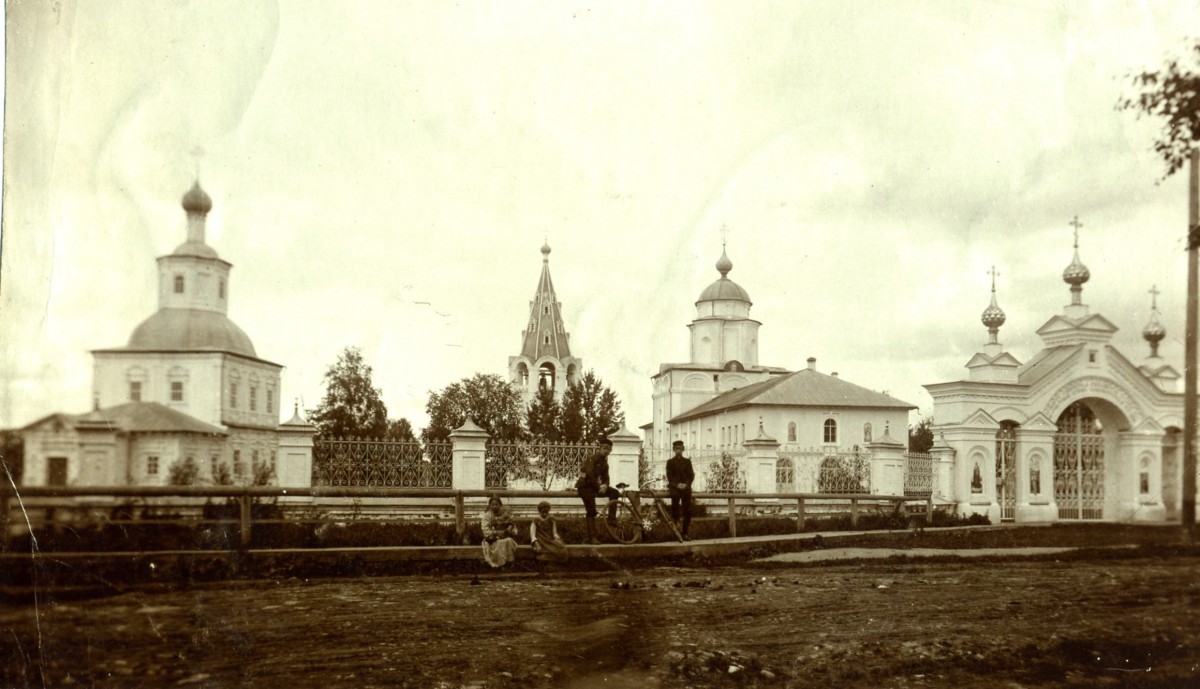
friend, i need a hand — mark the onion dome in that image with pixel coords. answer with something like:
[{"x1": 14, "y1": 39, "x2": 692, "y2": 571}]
[
  {"x1": 981, "y1": 266, "x2": 1006, "y2": 344},
  {"x1": 541, "y1": 242, "x2": 552, "y2": 258},
  {"x1": 1143, "y1": 285, "x2": 1166, "y2": 357},
  {"x1": 181, "y1": 181, "x2": 213, "y2": 215},
  {"x1": 698, "y1": 247, "x2": 752, "y2": 303}
]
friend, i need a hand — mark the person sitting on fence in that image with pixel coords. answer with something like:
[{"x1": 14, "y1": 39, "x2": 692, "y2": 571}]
[
  {"x1": 575, "y1": 438, "x2": 619, "y2": 545},
  {"x1": 480, "y1": 494, "x2": 519, "y2": 568},
  {"x1": 529, "y1": 501, "x2": 569, "y2": 561},
  {"x1": 666, "y1": 439, "x2": 695, "y2": 540}
]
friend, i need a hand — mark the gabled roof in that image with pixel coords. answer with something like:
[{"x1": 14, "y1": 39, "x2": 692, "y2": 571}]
[
  {"x1": 1016, "y1": 344, "x2": 1081, "y2": 386},
  {"x1": 22, "y1": 402, "x2": 226, "y2": 435},
  {"x1": 668, "y1": 368, "x2": 915, "y2": 424},
  {"x1": 1036, "y1": 313, "x2": 1119, "y2": 337}
]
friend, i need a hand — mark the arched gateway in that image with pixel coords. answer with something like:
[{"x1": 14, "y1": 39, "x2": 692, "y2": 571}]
[{"x1": 923, "y1": 225, "x2": 1183, "y2": 524}]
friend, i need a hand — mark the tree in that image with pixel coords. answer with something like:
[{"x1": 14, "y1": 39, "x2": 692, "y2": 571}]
[
  {"x1": 560, "y1": 370, "x2": 625, "y2": 444},
  {"x1": 384, "y1": 418, "x2": 418, "y2": 443},
  {"x1": 908, "y1": 418, "x2": 934, "y2": 454},
  {"x1": 167, "y1": 456, "x2": 202, "y2": 485},
  {"x1": 1118, "y1": 42, "x2": 1200, "y2": 178},
  {"x1": 0, "y1": 429, "x2": 23, "y2": 484},
  {"x1": 525, "y1": 385, "x2": 562, "y2": 442},
  {"x1": 1120, "y1": 41, "x2": 1200, "y2": 540},
  {"x1": 422, "y1": 373, "x2": 527, "y2": 443},
  {"x1": 309, "y1": 347, "x2": 389, "y2": 438}
]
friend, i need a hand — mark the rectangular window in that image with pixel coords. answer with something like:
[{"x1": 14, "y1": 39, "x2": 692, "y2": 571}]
[
  {"x1": 210, "y1": 456, "x2": 219, "y2": 476},
  {"x1": 266, "y1": 389, "x2": 274, "y2": 414},
  {"x1": 174, "y1": 275, "x2": 185, "y2": 293},
  {"x1": 147, "y1": 456, "x2": 159, "y2": 476},
  {"x1": 170, "y1": 381, "x2": 184, "y2": 402},
  {"x1": 233, "y1": 450, "x2": 243, "y2": 477},
  {"x1": 230, "y1": 382, "x2": 238, "y2": 408},
  {"x1": 129, "y1": 381, "x2": 142, "y2": 401},
  {"x1": 218, "y1": 279, "x2": 226, "y2": 299},
  {"x1": 47, "y1": 457, "x2": 68, "y2": 486},
  {"x1": 250, "y1": 386, "x2": 258, "y2": 412}
]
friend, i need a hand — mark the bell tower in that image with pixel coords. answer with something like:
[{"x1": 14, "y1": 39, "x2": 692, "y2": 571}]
[{"x1": 507, "y1": 243, "x2": 581, "y2": 404}]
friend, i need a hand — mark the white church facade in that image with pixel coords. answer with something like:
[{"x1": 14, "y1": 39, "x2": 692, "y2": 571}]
[
  {"x1": 644, "y1": 247, "x2": 915, "y2": 458},
  {"x1": 925, "y1": 227, "x2": 1185, "y2": 523},
  {"x1": 20, "y1": 183, "x2": 285, "y2": 487}
]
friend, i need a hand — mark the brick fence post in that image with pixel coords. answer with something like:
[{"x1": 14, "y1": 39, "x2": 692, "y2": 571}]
[
  {"x1": 277, "y1": 404, "x2": 317, "y2": 502},
  {"x1": 866, "y1": 423, "x2": 906, "y2": 496},
  {"x1": 607, "y1": 425, "x2": 641, "y2": 490}
]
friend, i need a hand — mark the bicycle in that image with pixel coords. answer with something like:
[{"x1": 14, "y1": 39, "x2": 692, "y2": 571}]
[{"x1": 602, "y1": 480, "x2": 685, "y2": 544}]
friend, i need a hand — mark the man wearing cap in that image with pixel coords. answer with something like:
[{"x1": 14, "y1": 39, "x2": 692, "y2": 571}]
[
  {"x1": 666, "y1": 440, "x2": 695, "y2": 540},
  {"x1": 576, "y1": 438, "x2": 619, "y2": 544}
]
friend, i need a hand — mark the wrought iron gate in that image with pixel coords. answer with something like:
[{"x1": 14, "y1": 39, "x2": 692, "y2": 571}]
[
  {"x1": 1053, "y1": 402, "x2": 1105, "y2": 520},
  {"x1": 995, "y1": 424, "x2": 1017, "y2": 520}
]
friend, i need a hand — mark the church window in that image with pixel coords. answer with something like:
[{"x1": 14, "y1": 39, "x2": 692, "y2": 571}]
[
  {"x1": 219, "y1": 279, "x2": 226, "y2": 299},
  {"x1": 174, "y1": 274, "x2": 184, "y2": 293},
  {"x1": 1088, "y1": 350, "x2": 1097, "y2": 363},
  {"x1": 544, "y1": 333, "x2": 550, "y2": 345},
  {"x1": 147, "y1": 456, "x2": 159, "y2": 476},
  {"x1": 233, "y1": 450, "x2": 244, "y2": 477},
  {"x1": 250, "y1": 386, "x2": 258, "y2": 411},
  {"x1": 230, "y1": 382, "x2": 238, "y2": 408},
  {"x1": 129, "y1": 381, "x2": 142, "y2": 402},
  {"x1": 823, "y1": 419, "x2": 838, "y2": 444},
  {"x1": 787, "y1": 422, "x2": 797, "y2": 442},
  {"x1": 252, "y1": 450, "x2": 260, "y2": 471},
  {"x1": 266, "y1": 388, "x2": 274, "y2": 413},
  {"x1": 210, "y1": 456, "x2": 220, "y2": 476},
  {"x1": 270, "y1": 451, "x2": 277, "y2": 472},
  {"x1": 863, "y1": 423, "x2": 873, "y2": 443},
  {"x1": 171, "y1": 381, "x2": 184, "y2": 402}
]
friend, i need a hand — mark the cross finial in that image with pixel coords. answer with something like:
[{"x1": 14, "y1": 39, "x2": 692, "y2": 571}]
[
  {"x1": 1069, "y1": 215, "x2": 1083, "y2": 248},
  {"x1": 1149, "y1": 284, "x2": 1160, "y2": 311},
  {"x1": 188, "y1": 145, "x2": 206, "y2": 180},
  {"x1": 988, "y1": 265, "x2": 1000, "y2": 293},
  {"x1": 720, "y1": 223, "x2": 729, "y2": 248}
]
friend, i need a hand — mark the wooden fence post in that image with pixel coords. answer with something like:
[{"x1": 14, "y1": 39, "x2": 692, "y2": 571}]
[
  {"x1": 797, "y1": 497, "x2": 805, "y2": 532},
  {"x1": 851, "y1": 498, "x2": 859, "y2": 528},
  {"x1": 239, "y1": 493, "x2": 252, "y2": 549},
  {"x1": 454, "y1": 493, "x2": 466, "y2": 544},
  {"x1": 0, "y1": 495, "x2": 9, "y2": 553},
  {"x1": 727, "y1": 496, "x2": 737, "y2": 538},
  {"x1": 926, "y1": 495, "x2": 933, "y2": 524}
]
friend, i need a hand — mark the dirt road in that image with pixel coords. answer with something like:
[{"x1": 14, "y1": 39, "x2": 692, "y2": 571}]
[{"x1": 3, "y1": 550, "x2": 1198, "y2": 688}]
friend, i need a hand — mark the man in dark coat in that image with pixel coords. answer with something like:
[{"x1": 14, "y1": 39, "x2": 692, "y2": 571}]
[
  {"x1": 666, "y1": 439, "x2": 695, "y2": 539},
  {"x1": 576, "y1": 438, "x2": 619, "y2": 544}
]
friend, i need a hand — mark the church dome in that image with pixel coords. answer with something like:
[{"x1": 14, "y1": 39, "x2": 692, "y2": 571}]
[
  {"x1": 1062, "y1": 252, "x2": 1090, "y2": 286},
  {"x1": 182, "y1": 181, "x2": 213, "y2": 215},
  {"x1": 698, "y1": 247, "x2": 751, "y2": 304},
  {"x1": 1142, "y1": 315, "x2": 1166, "y2": 344},
  {"x1": 128, "y1": 308, "x2": 257, "y2": 357},
  {"x1": 981, "y1": 302, "x2": 1006, "y2": 330}
]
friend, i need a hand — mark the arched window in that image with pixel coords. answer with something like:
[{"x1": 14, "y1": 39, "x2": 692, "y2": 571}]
[
  {"x1": 863, "y1": 423, "x2": 873, "y2": 443},
  {"x1": 787, "y1": 422, "x2": 797, "y2": 442},
  {"x1": 823, "y1": 419, "x2": 838, "y2": 444},
  {"x1": 218, "y1": 279, "x2": 226, "y2": 299},
  {"x1": 174, "y1": 274, "x2": 185, "y2": 293}
]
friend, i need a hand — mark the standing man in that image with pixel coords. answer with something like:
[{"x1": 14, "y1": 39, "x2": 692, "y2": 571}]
[
  {"x1": 666, "y1": 440, "x2": 695, "y2": 540},
  {"x1": 576, "y1": 438, "x2": 619, "y2": 545}
]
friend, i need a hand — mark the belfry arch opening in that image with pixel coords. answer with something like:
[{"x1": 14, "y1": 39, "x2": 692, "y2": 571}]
[{"x1": 538, "y1": 362, "x2": 557, "y2": 391}]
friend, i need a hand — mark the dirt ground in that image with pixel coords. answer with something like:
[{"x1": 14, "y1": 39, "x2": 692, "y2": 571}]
[{"x1": 3, "y1": 543, "x2": 1199, "y2": 689}]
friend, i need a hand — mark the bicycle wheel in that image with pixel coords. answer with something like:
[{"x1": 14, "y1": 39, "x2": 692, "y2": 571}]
[{"x1": 602, "y1": 501, "x2": 643, "y2": 544}]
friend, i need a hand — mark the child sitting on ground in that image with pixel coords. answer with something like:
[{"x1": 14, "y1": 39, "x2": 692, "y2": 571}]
[{"x1": 529, "y1": 501, "x2": 569, "y2": 561}]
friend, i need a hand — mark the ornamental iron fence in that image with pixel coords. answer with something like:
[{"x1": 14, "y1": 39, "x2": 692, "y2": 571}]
[
  {"x1": 777, "y1": 447, "x2": 871, "y2": 494},
  {"x1": 484, "y1": 441, "x2": 600, "y2": 491},
  {"x1": 903, "y1": 452, "x2": 935, "y2": 497},
  {"x1": 312, "y1": 438, "x2": 451, "y2": 488}
]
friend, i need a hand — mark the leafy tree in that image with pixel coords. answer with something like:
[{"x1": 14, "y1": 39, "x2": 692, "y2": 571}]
[
  {"x1": 0, "y1": 429, "x2": 23, "y2": 484},
  {"x1": 422, "y1": 373, "x2": 527, "y2": 443},
  {"x1": 1119, "y1": 41, "x2": 1200, "y2": 178},
  {"x1": 167, "y1": 456, "x2": 202, "y2": 485},
  {"x1": 384, "y1": 418, "x2": 418, "y2": 443},
  {"x1": 560, "y1": 370, "x2": 625, "y2": 444},
  {"x1": 309, "y1": 347, "x2": 389, "y2": 439},
  {"x1": 908, "y1": 418, "x2": 934, "y2": 453},
  {"x1": 525, "y1": 385, "x2": 562, "y2": 442}
]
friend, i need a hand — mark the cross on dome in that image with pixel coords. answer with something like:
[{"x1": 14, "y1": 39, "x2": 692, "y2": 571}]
[{"x1": 1062, "y1": 215, "x2": 1090, "y2": 304}]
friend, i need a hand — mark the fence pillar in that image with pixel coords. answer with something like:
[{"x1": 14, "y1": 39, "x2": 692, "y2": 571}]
[
  {"x1": 866, "y1": 423, "x2": 906, "y2": 496},
  {"x1": 743, "y1": 426, "x2": 781, "y2": 497},
  {"x1": 277, "y1": 404, "x2": 317, "y2": 502},
  {"x1": 929, "y1": 432, "x2": 956, "y2": 503},
  {"x1": 607, "y1": 425, "x2": 641, "y2": 490},
  {"x1": 450, "y1": 419, "x2": 489, "y2": 490}
]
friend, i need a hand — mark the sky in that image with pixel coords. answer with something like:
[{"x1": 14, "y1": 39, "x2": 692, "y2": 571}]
[{"x1": 3, "y1": 0, "x2": 1198, "y2": 436}]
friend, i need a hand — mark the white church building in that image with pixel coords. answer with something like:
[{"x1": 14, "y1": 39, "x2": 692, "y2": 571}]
[
  {"x1": 925, "y1": 226, "x2": 1185, "y2": 523},
  {"x1": 643, "y1": 247, "x2": 916, "y2": 458},
  {"x1": 20, "y1": 183, "x2": 285, "y2": 486}
]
